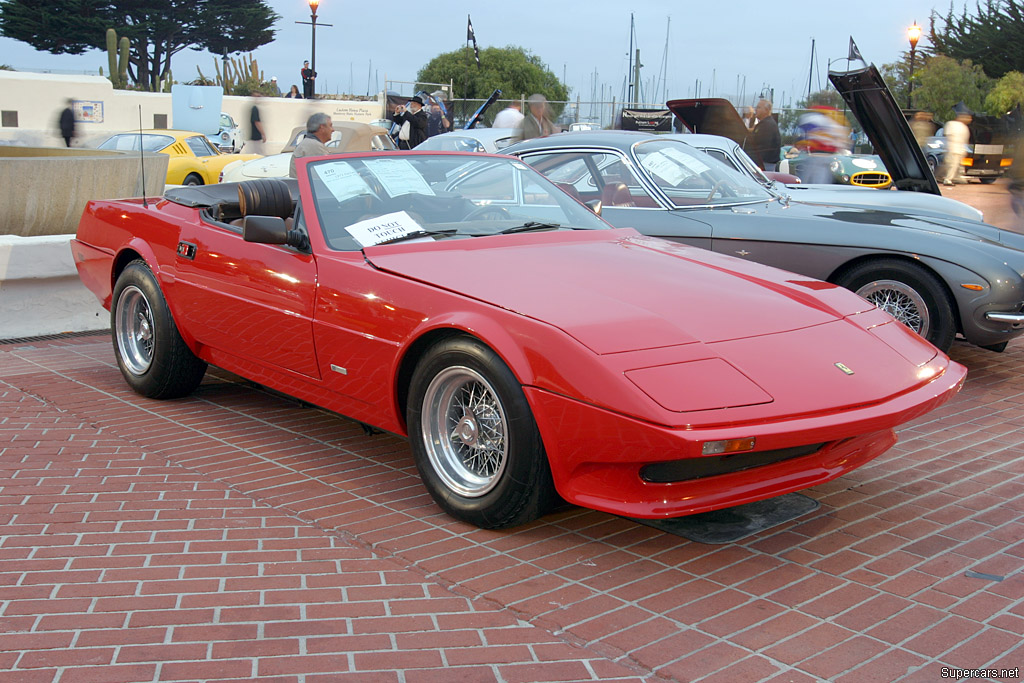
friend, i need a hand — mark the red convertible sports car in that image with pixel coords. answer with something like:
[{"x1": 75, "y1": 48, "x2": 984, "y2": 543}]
[{"x1": 73, "y1": 151, "x2": 966, "y2": 529}]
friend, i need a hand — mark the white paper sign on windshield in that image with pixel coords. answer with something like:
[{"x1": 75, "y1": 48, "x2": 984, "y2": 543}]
[
  {"x1": 363, "y1": 158, "x2": 435, "y2": 197},
  {"x1": 660, "y1": 145, "x2": 712, "y2": 174},
  {"x1": 314, "y1": 162, "x2": 373, "y2": 202},
  {"x1": 345, "y1": 210, "x2": 429, "y2": 247},
  {"x1": 641, "y1": 150, "x2": 690, "y2": 186}
]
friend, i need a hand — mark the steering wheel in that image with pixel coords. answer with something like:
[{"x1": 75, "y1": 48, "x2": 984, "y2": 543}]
[
  {"x1": 463, "y1": 205, "x2": 511, "y2": 222},
  {"x1": 705, "y1": 180, "x2": 725, "y2": 201}
]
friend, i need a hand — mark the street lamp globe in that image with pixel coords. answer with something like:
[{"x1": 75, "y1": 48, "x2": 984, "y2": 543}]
[
  {"x1": 907, "y1": 22, "x2": 922, "y2": 49},
  {"x1": 309, "y1": 0, "x2": 320, "y2": 14}
]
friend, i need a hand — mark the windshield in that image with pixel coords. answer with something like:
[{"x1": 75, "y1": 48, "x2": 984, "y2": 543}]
[
  {"x1": 306, "y1": 154, "x2": 609, "y2": 251},
  {"x1": 98, "y1": 133, "x2": 174, "y2": 153},
  {"x1": 632, "y1": 139, "x2": 771, "y2": 207}
]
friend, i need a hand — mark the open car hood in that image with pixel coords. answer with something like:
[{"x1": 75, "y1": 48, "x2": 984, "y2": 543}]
[
  {"x1": 829, "y1": 65, "x2": 940, "y2": 195},
  {"x1": 666, "y1": 98, "x2": 751, "y2": 147}
]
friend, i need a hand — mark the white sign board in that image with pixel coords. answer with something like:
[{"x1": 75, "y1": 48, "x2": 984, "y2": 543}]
[{"x1": 345, "y1": 210, "x2": 429, "y2": 247}]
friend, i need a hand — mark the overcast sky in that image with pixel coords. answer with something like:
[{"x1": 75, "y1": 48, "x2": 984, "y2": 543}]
[{"x1": 1, "y1": 0, "x2": 962, "y2": 108}]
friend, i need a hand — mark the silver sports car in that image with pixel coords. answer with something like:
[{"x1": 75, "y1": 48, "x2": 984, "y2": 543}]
[{"x1": 504, "y1": 131, "x2": 1024, "y2": 352}]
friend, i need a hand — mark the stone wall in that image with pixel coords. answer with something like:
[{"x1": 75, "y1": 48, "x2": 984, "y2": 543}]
[{"x1": 0, "y1": 146, "x2": 167, "y2": 237}]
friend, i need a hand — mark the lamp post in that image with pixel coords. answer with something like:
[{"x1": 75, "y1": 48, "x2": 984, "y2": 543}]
[
  {"x1": 907, "y1": 21, "x2": 922, "y2": 109},
  {"x1": 296, "y1": 0, "x2": 332, "y2": 96}
]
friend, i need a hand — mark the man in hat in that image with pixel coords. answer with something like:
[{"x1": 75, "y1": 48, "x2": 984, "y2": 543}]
[
  {"x1": 391, "y1": 94, "x2": 428, "y2": 149},
  {"x1": 515, "y1": 94, "x2": 556, "y2": 141},
  {"x1": 269, "y1": 76, "x2": 281, "y2": 96},
  {"x1": 301, "y1": 60, "x2": 316, "y2": 99}
]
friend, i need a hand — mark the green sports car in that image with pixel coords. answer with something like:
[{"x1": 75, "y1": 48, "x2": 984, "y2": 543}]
[{"x1": 779, "y1": 147, "x2": 892, "y2": 188}]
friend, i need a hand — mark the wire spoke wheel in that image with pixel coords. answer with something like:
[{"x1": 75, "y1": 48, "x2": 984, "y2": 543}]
[
  {"x1": 856, "y1": 279, "x2": 930, "y2": 337},
  {"x1": 115, "y1": 285, "x2": 155, "y2": 376},
  {"x1": 422, "y1": 366, "x2": 509, "y2": 498}
]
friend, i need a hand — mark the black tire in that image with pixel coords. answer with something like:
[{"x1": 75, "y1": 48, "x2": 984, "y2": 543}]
[
  {"x1": 980, "y1": 177, "x2": 998, "y2": 184},
  {"x1": 111, "y1": 260, "x2": 207, "y2": 399},
  {"x1": 836, "y1": 258, "x2": 956, "y2": 351},
  {"x1": 407, "y1": 336, "x2": 556, "y2": 528},
  {"x1": 926, "y1": 155, "x2": 938, "y2": 175},
  {"x1": 183, "y1": 173, "x2": 203, "y2": 186}
]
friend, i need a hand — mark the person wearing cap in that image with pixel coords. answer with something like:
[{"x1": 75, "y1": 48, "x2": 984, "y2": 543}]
[
  {"x1": 269, "y1": 76, "x2": 281, "y2": 96},
  {"x1": 514, "y1": 94, "x2": 556, "y2": 142},
  {"x1": 301, "y1": 60, "x2": 316, "y2": 99},
  {"x1": 391, "y1": 94, "x2": 428, "y2": 149}
]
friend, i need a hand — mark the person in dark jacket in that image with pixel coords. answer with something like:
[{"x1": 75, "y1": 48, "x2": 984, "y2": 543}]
[
  {"x1": 59, "y1": 99, "x2": 75, "y2": 147},
  {"x1": 301, "y1": 61, "x2": 316, "y2": 99},
  {"x1": 391, "y1": 94, "x2": 429, "y2": 149},
  {"x1": 748, "y1": 99, "x2": 781, "y2": 171}
]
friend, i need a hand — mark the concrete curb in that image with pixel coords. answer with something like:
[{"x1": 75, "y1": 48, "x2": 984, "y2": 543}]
[{"x1": 0, "y1": 234, "x2": 108, "y2": 339}]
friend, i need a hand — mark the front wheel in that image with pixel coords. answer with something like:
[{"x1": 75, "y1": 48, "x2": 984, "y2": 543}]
[
  {"x1": 980, "y1": 177, "x2": 998, "y2": 184},
  {"x1": 407, "y1": 336, "x2": 556, "y2": 528},
  {"x1": 112, "y1": 260, "x2": 207, "y2": 398},
  {"x1": 836, "y1": 259, "x2": 956, "y2": 351}
]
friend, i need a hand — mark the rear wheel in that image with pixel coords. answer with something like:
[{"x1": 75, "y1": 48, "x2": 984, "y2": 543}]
[
  {"x1": 980, "y1": 177, "x2": 998, "y2": 184},
  {"x1": 112, "y1": 260, "x2": 207, "y2": 398},
  {"x1": 837, "y1": 259, "x2": 956, "y2": 351},
  {"x1": 183, "y1": 173, "x2": 203, "y2": 186},
  {"x1": 407, "y1": 336, "x2": 556, "y2": 528}
]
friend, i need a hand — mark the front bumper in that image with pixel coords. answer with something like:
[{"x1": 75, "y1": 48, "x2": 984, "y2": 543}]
[{"x1": 526, "y1": 360, "x2": 966, "y2": 519}]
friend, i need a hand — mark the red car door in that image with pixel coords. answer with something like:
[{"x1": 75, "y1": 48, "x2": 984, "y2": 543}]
[{"x1": 172, "y1": 221, "x2": 321, "y2": 379}]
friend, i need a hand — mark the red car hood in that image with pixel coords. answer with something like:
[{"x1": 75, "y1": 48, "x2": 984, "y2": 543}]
[{"x1": 365, "y1": 229, "x2": 868, "y2": 355}]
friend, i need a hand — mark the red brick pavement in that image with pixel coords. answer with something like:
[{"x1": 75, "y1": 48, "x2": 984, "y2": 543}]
[{"x1": 0, "y1": 333, "x2": 1021, "y2": 682}]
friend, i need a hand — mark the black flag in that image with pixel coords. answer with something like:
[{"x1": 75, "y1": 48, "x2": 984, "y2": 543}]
[
  {"x1": 848, "y1": 37, "x2": 864, "y2": 63},
  {"x1": 467, "y1": 15, "x2": 480, "y2": 67}
]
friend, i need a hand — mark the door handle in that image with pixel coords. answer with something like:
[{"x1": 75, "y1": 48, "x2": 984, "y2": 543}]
[{"x1": 176, "y1": 241, "x2": 197, "y2": 260}]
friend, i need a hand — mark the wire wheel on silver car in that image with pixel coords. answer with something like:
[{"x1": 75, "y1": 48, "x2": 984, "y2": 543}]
[
  {"x1": 837, "y1": 258, "x2": 956, "y2": 351},
  {"x1": 407, "y1": 335, "x2": 556, "y2": 528},
  {"x1": 111, "y1": 260, "x2": 208, "y2": 399}
]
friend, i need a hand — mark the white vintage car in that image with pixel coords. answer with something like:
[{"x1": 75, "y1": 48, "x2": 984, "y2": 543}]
[{"x1": 204, "y1": 112, "x2": 242, "y2": 153}]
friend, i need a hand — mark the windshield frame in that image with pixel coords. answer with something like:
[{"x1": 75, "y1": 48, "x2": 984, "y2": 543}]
[
  {"x1": 301, "y1": 151, "x2": 611, "y2": 252},
  {"x1": 629, "y1": 138, "x2": 775, "y2": 209}
]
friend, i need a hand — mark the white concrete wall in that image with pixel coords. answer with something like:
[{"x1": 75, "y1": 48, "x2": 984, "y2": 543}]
[
  {"x1": 0, "y1": 71, "x2": 386, "y2": 151},
  {"x1": 0, "y1": 235, "x2": 108, "y2": 339}
]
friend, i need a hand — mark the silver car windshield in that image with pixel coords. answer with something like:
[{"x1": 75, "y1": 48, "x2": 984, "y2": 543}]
[
  {"x1": 98, "y1": 133, "x2": 175, "y2": 153},
  {"x1": 632, "y1": 139, "x2": 772, "y2": 207},
  {"x1": 306, "y1": 154, "x2": 609, "y2": 251}
]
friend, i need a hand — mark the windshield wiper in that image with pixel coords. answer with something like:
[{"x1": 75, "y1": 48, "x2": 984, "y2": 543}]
[
  {"x1": 374, "y1": 229, "x2": 457, "y2": 246},
  {"x1": 496, "y1": 222, "x2": 563, "y2": 234}
]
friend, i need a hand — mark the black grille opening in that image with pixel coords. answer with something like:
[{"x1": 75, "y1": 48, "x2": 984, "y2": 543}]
[{"x1": 640, "y1": 442, "x2": 827, "y2": 483}]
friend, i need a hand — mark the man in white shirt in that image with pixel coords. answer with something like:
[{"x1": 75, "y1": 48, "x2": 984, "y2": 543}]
[
  {"x1": 492, "y1": 101, "x2": 524, "y2": 129},
  {"x1": 289, "y1": 113, "x2": 333, "y2": 178}
]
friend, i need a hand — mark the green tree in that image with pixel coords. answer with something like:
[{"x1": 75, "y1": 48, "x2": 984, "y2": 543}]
[
  {"x1": 913, "y1": 55, "x2": 992, "y2": 122},
  {"x1": 930, "y1": 0, "x2": 1024, "y2": 78},
  {"x1": 417, "y1": 45, "x2": 568, "y2": 122},
  {"x1": 0, "y1": 0, "x2": 279, "y2": 91},
  {"x1": 985, "y1": 70, "x2": 1024, "y2": 114},
  {"x1": 881, "y1": 52, "x2": 917, "y2": 110}
]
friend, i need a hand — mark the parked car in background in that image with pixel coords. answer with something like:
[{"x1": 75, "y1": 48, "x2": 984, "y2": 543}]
[
  {"x1": 924, "y1": 127, "x2": 1011, "y2": 183},
  {"x1": 676, "y1": 133, "x2": 983, "y2": 222},
  {"x1": 415, "y1": 128, "x2": 517, "y2": 153},
  {"x1": 219, "y1": 122, "x2": 396, "y2": 182},
  {"x1": 205, "y1": 112, "x2": 242, "y2": 153},
  {"x1": 506, "y1": 131, "x2": 1024, "y2": 352},
  {"x1": 779, "y1": 148, "x2": 892, "y2": 188},
  {"x1": 97, "y1": 129, "x2": 262, "y2": 186},
  {"x1": 72, "y1": 151, "x2": 965, "y2": 529}
]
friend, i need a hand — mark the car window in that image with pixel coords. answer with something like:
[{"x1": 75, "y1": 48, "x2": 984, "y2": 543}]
[
  {"x1": 186, "y1": 136, "x2": 218, "y2": 157},
  {"x1": 632, "y1": 139, "x2": 771, "y2": 207},
  {"x1": 220, "y1": 113, "x2": 234, "y2": 129},
  {"x1": 305, "y1": 155, "x2": 609, "y2": 252},
  {"x1": 519, "y1": 150, "x2": 656, "y2": 208},
  {"x1": 98, "y1": 134, "x2": 174, "y2": 152},
  {"x1": 371, "y1": 134, "x2": 397, "y2": 151}
]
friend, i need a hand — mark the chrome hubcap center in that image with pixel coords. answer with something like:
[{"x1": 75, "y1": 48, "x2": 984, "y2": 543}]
[{"x1": 455, "y1": 415, "x2": 479, "y2": 446}]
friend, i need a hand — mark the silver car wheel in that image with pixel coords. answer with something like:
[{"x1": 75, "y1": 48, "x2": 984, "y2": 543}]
[
  {"x1": 421, "y1": 365, "x2": 509, "y2": 498},
  {"x1": 115, "y1": 285, "x2": 155, "y2": 376},
  {"x1": 857, "y1": 279, "x2": 930, "y2": 337}
]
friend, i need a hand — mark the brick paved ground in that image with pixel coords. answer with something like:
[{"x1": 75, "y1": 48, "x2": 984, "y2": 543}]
[{"x1": 1, "y1": 333, "x2": 1021, "y2": 682}]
